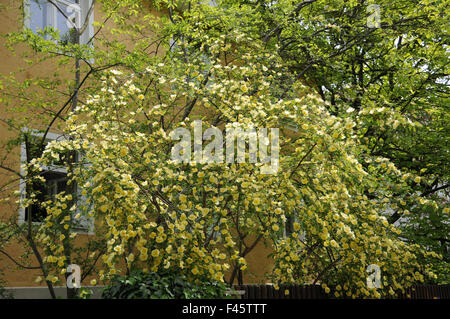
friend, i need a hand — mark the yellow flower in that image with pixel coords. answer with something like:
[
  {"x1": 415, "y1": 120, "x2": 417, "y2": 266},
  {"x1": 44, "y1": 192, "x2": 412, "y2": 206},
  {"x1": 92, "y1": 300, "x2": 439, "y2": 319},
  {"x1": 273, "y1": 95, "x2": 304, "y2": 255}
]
[
  {"x1": 90, "y1": 279, "x2": 97, "y2": 286},
  {"x1": 120, "y1": 147, "x2": 128, "y2": 157},
  {"x1": 151, "y1": 249, "x2": 160, "y2": 257},
  {"x1": 114, "y1": 245, "x2": 123, "y2": 254},
  {"x1": 330, "y1": 240, "x2": 339, "y2": 248},
  {"x1": 139, "y1": 254, "x2": 148, "y2": 261},
  {"x1": 272, "y1": 224, "x2": 279, "y2": 231}
]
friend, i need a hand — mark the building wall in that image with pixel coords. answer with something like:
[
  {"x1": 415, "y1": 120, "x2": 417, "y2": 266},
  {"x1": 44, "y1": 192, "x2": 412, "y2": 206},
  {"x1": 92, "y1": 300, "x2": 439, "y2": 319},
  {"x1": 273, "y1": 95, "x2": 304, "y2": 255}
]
[{"x1": 0, "y1": 0, "x2": 273, "y2": 289}]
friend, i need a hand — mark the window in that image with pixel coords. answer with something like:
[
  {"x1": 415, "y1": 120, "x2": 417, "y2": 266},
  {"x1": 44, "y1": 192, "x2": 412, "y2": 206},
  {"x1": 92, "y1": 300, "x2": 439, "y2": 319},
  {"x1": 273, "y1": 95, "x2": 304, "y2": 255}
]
[
  {"x1": 19, "y1": 130, "x2": 93, "y2": 233},
  {"x1": 24, "y1": 0, "x2": 94, "y2": 44},
  {"x1": 24, "y1": 169, "x2": 69, "y2": 223},
  {"x1": 283, "y1": 213, "x2": 306, "y2": 242}
]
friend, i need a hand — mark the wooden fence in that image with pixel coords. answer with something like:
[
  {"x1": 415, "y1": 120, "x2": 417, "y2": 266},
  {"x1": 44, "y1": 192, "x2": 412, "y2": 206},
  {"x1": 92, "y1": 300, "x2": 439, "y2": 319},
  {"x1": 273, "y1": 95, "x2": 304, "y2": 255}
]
[{"x1": 233, "y1": 284, "x2": 450, "y2": 299}]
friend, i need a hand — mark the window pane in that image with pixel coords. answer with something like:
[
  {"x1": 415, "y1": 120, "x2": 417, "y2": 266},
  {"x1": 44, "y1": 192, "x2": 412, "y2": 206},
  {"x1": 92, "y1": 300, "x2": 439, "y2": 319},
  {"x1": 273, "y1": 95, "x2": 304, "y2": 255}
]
[
  {"x1": 29, "y1": 0, "x2": 47, "y2": 32},
  {"x1": 24, "y1": 179, "x2": 49, "y2": 222},
  {"x1": 21, "y1": 133, "x2": 77, "y2": 224},
  {"x1": 27, "y1": 136, "x2": 47, "y2": 159},
  {"x1": 24, "y1": 171, "x2": 68, "y2": 222},
  {"x1": 56, "y1": 180, "x2": 68, "y2": 194},
  {"x1": 53, "y1": 1, "x2": 81, "y2": 44},
  {"x1": 24, "y1": 173, "x2": 68, "y2": 222}
]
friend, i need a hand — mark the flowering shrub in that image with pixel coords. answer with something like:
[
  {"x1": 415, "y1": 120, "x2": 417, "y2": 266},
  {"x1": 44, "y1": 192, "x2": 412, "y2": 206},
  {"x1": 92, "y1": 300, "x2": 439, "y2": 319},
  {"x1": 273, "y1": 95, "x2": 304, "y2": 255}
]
[{"x1": 20, "y1": 2, "x2": 442, "y2": 299}]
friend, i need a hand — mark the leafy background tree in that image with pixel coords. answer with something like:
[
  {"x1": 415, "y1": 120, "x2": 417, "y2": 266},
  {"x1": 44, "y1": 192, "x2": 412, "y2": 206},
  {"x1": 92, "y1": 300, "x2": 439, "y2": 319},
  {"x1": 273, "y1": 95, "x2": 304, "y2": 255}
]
[{"x1": 222, "y1": 0, "x2": 449, "y2": 283}]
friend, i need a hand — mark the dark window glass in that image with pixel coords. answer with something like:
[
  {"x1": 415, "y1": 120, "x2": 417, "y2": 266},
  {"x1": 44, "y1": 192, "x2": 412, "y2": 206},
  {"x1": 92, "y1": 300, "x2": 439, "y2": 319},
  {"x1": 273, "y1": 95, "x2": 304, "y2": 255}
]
[
  {"x1": 23, "y1": 136, "x2": 73, "y2": 223},
  {"x1": 25, "y1": 171, "x2": 68, "y2": 223}
]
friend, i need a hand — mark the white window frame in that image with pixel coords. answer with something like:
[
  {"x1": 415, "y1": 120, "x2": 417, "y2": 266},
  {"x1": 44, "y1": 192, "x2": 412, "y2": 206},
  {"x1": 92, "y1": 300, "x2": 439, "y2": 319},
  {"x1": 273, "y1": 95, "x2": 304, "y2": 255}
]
[
  {"x1": 23, "y1": 0, "x2": 94, "y2": 45},
  {"x1": 18, "y1": 129, "x2": 94, "y2": 234}
]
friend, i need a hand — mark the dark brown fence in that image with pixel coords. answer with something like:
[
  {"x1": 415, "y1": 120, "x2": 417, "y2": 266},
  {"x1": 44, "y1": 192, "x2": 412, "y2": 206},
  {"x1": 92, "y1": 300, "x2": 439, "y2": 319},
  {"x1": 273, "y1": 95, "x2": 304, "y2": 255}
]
[
  {"x1": 398, "y1": 284, "x2": 450, "y2": 299},
  {"x1": 232, "y1": 284, "x2": 450, "y2": 299},
  {"x1": 232, "y1": 284, "x2": 327, "y2": 299}
]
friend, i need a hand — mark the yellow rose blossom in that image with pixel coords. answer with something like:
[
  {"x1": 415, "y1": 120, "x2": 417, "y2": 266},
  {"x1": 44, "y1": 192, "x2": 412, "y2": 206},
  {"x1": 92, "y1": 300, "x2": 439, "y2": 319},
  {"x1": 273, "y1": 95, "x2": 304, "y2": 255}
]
[{"x1": 151, "y1": 249, "x2": 160, "y2": 257}]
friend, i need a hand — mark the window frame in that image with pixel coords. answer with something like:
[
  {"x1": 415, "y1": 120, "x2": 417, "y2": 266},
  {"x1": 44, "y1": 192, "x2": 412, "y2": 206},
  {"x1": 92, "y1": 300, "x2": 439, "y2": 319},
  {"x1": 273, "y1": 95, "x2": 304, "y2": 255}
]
[
  {"x1": 18, "y1": 129, "x2": 94, "y2": 235},
  {"x1": 23, "y1": 0, "x2": 95, "y2": 45}
]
